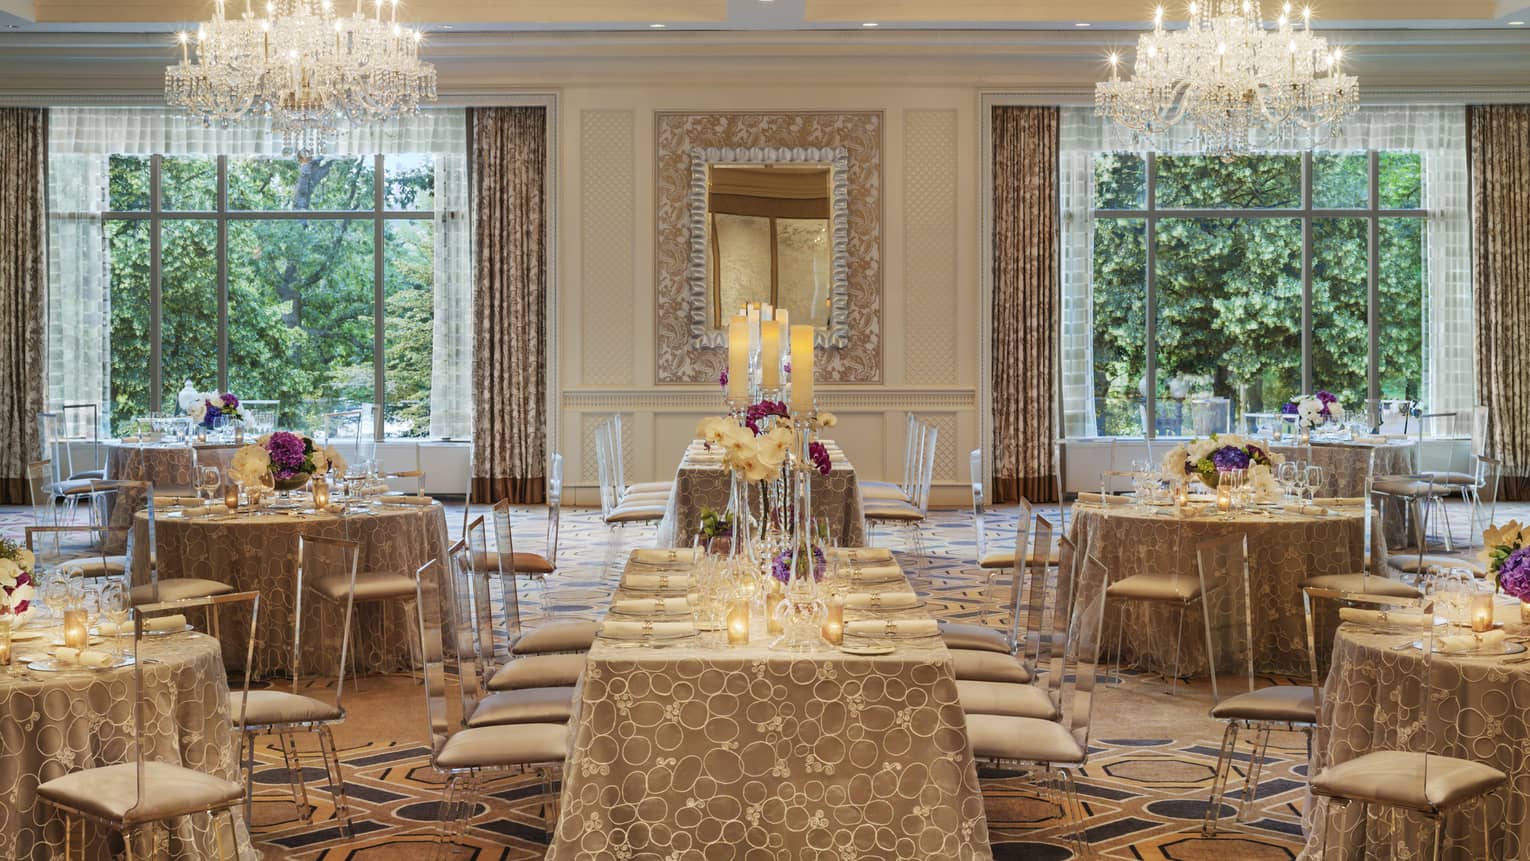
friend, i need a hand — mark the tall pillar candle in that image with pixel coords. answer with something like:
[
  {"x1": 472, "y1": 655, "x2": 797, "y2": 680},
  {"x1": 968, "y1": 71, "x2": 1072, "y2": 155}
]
[
  {"x1": 760, "y1": 325, "x2": 782, "y2": 389},
  {"x1": 727, "y1": 317, "x2": 749, "y2": 401},
  {"x1": 776, "y1": 318, "x2": 791, "y2": 365},
  {"x1": 790, "y1": 325, "x2": 815, "y2": 414},
  {"x1": 747, "y1": 308, "x2": 762, "y2": 360}
]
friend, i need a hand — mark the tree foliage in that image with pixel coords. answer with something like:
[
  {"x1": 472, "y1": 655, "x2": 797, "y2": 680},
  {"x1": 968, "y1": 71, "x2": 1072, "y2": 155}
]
[{"x1": 1089, "y1": 152, "x2": 1424, "y2": 436}]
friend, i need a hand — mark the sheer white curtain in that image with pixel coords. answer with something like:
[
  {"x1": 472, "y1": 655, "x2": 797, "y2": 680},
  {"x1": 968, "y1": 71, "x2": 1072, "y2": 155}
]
[
  {"x1": 46, "y1": 107, "x2": 472, "y2": 438},
  {"x1": 1058, "y1": 105, "x2": 1472, "y2": 437}
]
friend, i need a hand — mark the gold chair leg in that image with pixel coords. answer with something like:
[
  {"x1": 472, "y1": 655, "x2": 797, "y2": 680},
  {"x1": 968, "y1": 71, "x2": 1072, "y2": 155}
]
[{"x1": 216, "y1": 809, "x2": 232, "y2": 861}]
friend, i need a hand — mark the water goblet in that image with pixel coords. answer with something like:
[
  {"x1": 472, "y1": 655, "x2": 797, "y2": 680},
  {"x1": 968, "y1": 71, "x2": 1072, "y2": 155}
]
[
  {"x1": 196, "y1": 466, "x2": 221, "y2": 505},
  {"x1": 1304, "y1": 466, "x2": 1326, "y2": 503}
]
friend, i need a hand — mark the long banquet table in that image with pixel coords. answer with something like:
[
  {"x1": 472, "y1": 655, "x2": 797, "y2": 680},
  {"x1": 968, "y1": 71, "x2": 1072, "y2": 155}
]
[
  {"x1": 546, "y1": 550, "x2": 992, "y2": 860},
  {"x1": 660, "y1": 439, "x2": 867, "y2": 548},
  {"x1": 0, "y1": 630, "x2": 255, "y2": 860}
]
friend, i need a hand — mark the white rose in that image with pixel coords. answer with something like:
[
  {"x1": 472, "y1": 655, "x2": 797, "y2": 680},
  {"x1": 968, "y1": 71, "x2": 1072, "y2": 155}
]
[
  {"x1": 326, "y1": 447, "x2": 347, "y2": 477},
  {"x1": 15, "y1": 549, "x2": 34, "y2": 571},
  {"x1": 187, "y1": 400, "x2": 208, "y2": 422},
  {"x1": 1161, "y1": 445, "x2": 1189, "y2": 481},
  {"x1": 0, "y1": 558, "x2": 18, "y2": 586},
  {"x1": 230, "y1": 445, "x2": 271, "y2": 485},
  {"x1": 1328, "y1": 402, "x2": 1346, "y2": 421},
  {"x1": 309, "y1": 449, "x2": 329, "y2": 476}
]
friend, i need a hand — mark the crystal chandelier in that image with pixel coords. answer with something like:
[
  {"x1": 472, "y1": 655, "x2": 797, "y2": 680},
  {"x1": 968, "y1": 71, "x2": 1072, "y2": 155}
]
[
  {"x1": 1095, "y1": 1, "x2": 1359, "y2": 154},
  {"x1": 166, "y1": 0, "x2": 437, "y2": 157}
]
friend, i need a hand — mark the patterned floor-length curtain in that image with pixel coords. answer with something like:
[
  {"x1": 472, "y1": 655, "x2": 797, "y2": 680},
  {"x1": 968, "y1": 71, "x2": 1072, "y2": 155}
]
[
  {"x1": 0, "y1": 108, "x2": 47, "y2": 505},
  {"x1": 471, "y1": 107, "x2": 548, "y2": 504},
  {"x1": 991, "y1": 106, "x2": 1060, "y2": 504},
  {"x1": 1470, "y1": 105, "x2": 1530, "y2": 501}
]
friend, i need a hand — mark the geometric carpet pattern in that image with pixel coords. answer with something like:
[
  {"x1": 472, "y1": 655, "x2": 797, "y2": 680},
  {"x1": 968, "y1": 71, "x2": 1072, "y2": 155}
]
[{"x1": 6, "y1": 498, "x2": 1519, "y2": 859}]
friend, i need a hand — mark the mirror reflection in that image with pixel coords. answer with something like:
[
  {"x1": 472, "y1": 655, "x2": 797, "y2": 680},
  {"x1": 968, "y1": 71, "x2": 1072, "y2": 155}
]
[{"x1": 706, "y1": 164, "x2": 832, "y2": 328}]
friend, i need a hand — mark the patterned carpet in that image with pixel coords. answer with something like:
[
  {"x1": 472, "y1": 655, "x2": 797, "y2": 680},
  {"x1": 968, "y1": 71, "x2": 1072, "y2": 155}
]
[{"x1": 3, "y1": 498, "x2": 1518, "y2": 860}]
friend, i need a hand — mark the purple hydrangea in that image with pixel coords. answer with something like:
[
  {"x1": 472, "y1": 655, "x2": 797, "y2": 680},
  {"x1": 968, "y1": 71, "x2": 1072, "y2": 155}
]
[
  {"x1": 1210, "y1": 445, "x2": 1252, "y2": 471},
  {"x1": 771, "y1": 544, "x2": 826, "y2": 584},
  {"x1": 265, "y1": 431, "x2": 309, "y2": 479},
  {"x1": 1281, "y1": 401, "x2": 1299, "y2": 416},
  {"x1": 200, "y1": 403, "x2": 223, "y2": 429},
  {"x1": 1316, "y1": 390, "x2": 1338, "y2": 405},
  {"x1": 808, "y1": 441, "x2": 832, "y2": 476},
  {"x1": 222, "y1": 393, "x2": 240, "y2": 409},
  {"x1": 1498, "y1": 547, "x2": 1530, "y2": 601}
]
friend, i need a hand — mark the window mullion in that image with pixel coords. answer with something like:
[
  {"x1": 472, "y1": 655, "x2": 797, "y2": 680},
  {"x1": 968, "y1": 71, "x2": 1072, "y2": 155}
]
[
  {"x1": 1368, "y1": 150, "x2": 1381, "y2": 405},
  {"x1": 374, "y1": 154, "x2": 386, "y2": 443},
  {"x1": 1301, "y1": 152, "x2": 1313, "y2": 394},
  {"x1": 149, "y1": 155, "x2": 163, "y2": 414},
  {"x1": 217, "y1": 156, "x2": 230, "y2": 392},
  {"x1": 1144, "y1": 153, "x2": 1157, "y2": 441}
]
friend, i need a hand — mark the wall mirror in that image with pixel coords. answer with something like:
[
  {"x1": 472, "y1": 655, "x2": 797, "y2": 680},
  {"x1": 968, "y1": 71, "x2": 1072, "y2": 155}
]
[{"x1": 686, "y1": 146, "x2": 850, "y2": 349}]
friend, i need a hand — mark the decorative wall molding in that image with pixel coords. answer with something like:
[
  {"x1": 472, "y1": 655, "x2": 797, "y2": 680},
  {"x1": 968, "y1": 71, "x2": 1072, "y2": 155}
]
[
  {"x1": 902, "y1": 109, "x2": 959, "y2": 386},
  {"x1": 654, "y1": 110, "x2": 884, "y2": 384},
  {"x1": 579, "y1": 108, "x2": 638, "y2": 385},
  {"x1": 561, "y1": 386, "x2": 976, "y2": 412}
]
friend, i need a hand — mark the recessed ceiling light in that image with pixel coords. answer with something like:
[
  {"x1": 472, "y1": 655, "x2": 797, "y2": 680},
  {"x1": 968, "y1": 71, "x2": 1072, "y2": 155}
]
[
  {"x1": 1510, "y1": 20, "x2": 1526, "y2": 25},
  {"x1": 1075, "y1": 21, "x2": 1092, "y2": 27},
  {"x1": 862, "y1": 21, "x2": 878, "y2": 27},
  {"x1": 650, "y1": 23, "x2": 666, "y2": 28}
]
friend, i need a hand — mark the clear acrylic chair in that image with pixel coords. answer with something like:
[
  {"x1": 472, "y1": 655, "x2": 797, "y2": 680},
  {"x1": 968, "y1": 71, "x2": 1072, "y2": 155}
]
[
  {"x1": 38, "y1": 591, "x2": 259, "y2": 861},
  {"x1": 37, "y1": 411, "x2": 103, "y2": 524},
  {"x1": 1199, "y1": 534, "x2": 1318, "y2": 835},
  {"x1": 1106, "y1": 537, "x2": 1207, "y2": 694},
  {"x1": 864, "y1": 424, "x2": 938, "y2": 564},
  {"x1": 1307, "y1": 462, "x2": 1423, "y2": 599},
  {"x1": 610, "y1": 413, "x2": 673, "y2": 503},
  {"x1": 966, "y1": 547, "x2": 1108, "y2": 856},
  {"x1": 595, "y1": 421, "x2": 665, "y2": 528},
  {"x1": 238, "y1": 535, "x2": 359, "y2": 833},
  {"x1": 1306, "y1": 593, "x2": 1506, "y2": 860},
  {"x1": 412, "y1": 558, "x2": 566, "y2": 853},
  {"x1": 862, "y1": 413, "x2": 922, "y2": 503},
  {"x1": 94, "y1": 480, "x2": 234, "y2": 608},
  {"x1": 489, "y1": 506, "x2": 600, "y2": 658},
  {"x1": 945, "y1": 516, "x2": 1071, "y2": 687}
]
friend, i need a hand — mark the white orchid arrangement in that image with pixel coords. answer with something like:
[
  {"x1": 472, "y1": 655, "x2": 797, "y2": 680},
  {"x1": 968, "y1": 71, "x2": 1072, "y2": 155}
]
[{"x1": 696, "y1": 415, "x2": 793, "y2": 484}]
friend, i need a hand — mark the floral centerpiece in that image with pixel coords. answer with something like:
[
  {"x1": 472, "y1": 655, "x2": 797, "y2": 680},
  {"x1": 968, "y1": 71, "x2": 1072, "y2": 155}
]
[
  {"x1": 772, "y1": 542, "x2": 826, "y2": 584},
  {"x1": 1283, "y1": 391, "x2": 1346, "y2": 430},
  {"x1": 229, "y1": 431, "x2": 347, "y2": 492},
  {"x1": 0, "y1": 538, "x2": 36, "y2": 620},
  {"x1": 1483, "y1": 522, "x2": 1530, "y2": 608},
  {"x1": 1161, "y1": 433, "x2": 1282, "y2": 489},
  {"x1": 188, "y1": 392, "x2": 244, "y2": 429}
]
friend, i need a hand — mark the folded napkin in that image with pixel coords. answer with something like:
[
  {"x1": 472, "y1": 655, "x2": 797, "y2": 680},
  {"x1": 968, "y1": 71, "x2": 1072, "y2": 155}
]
[
  {"x1": 845, "y1": 591, "x2": 921, "y2": 611},
  {"x1": 1338, "y1": 608, "x2": 1433, "y2": 629},
  {"x1": 1174, "y1": 504, "x2": 1213, "y2": 519},
  {"x1": 176, "y1": 506, "x2": 220, "y2": 518},
  {"x1": 631, "y1": 548, "x2": 700, "y2": 566},
  {"x1": 1353, "y1": 435, "x2": 1387, "y2": 445},
  {"x1": 54, "y1": 647, "x2": 114, "y2": 667},
  {"x1": 1077, "y1": 492, "x2": 1131, "y2": 506},
  {"x1": 1439, "y1": 629, "x2": 1507, "y2": 654},
  {"x1": 379, "y1": 495, "x2": 434, "y2": 506},
  {"x1": 600, "y1": 620, "x2": 696, "y2": 640},
  {"x1": 620, "y1": 573, "x2": 692, "y2": 592},
  {"x1": 155, "y1": 495, "x2": 204, "y2": 507},
  {"x1": 846, "y1": 564, "x2": 905, "y2": 583},
  {"x1": 844, "y1": 619, "x2": 939, "y2": 638},
  {"x1": 1282, "y1": 503, "x2": 1330, "y2": 516},
  {"x1": 612, "y1": 597, "x2": 692, "y2": 615},
  {"x1": 831, "y1": 547, "x2": 893, "y2": 563},
  {"x1": 99, "y1": 614, "x2": 188, "y2": 635},
  {"x1": 1313, "y1": 498, "x2": 1366, "y2": 507}
]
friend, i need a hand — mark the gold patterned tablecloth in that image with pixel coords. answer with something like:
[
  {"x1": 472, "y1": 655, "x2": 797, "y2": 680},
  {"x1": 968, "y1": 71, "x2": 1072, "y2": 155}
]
[
  {"x1": 1268, "y1": 440, "x2": 1416, "y2": 548},
  {"x1": 546, "y1": 554, "x2": 992, "y2": 860},
  {"x1": 0, "y1": 631, "x2": 254, "y2": 860},
  {"x1": 105, "y1": 442, "x2": 241, "y2": 491},
  {"x1": 661, "y1": 440, "x2": 867, "y2": 548},
  {"x1": 1306, "y1": 624, "x2": 1530, "y2": 859},
  {"x1": 134, "y1": 503, "x2": 450, "y2": 677},
  {"x1": 1069, "y1": 503, "x2": 1379, "y2": 676}
]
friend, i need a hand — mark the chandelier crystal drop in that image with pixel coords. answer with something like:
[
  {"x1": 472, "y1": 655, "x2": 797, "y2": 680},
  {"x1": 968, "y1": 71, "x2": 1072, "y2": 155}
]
[
  {"x1": 166, "y1": 0, "x2": 437, "y2": 157},
  {"x1": 1095, "y1": 1, "x2": 1359, "y2": 155}
]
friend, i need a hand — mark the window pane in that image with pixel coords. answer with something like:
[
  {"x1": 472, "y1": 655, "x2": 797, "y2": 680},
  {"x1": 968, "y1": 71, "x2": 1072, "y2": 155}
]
[
  {"x1": 1311, "y1": 218, "x2": 1369, "y2": 409},
  {"x1": 159, "y1": 220, "x2": 220, "y2": 410},
  {"x1": 1312, "y1": 153, "x2": 1368, "y2": 209},
  {"x1": 161, "y1": 156, "x2": 217, "y2": 211},
  {"x1": 1156, "y1": 155, "x2": 1301, "y2": 209},
  {"x1": 1091, "y1": 218, "x2": 1147, "y2": 436},
  {"x1": 228, "y1": 156, "x2": 374, "y2": 211},
  {"x1": 1379, "y1": 152, "x2": 1423, "y2": 210},
  {"x1": 384, "y1": 154, "x2": 435, "y2": 211},
  {"x1": 1094, "y1": 154, "x2": 1146, "y2": 209},
  {"x1": 1155, "y1": 218, "x2": 1302, "y2": 434},
  {"x1": 227, "y1": 219, "x2": 375, "y2": 433},
  {"x1": 108, "y1": 220, "x2": 151, "y2": 434},
  {"x1": 109, "y1": 156, "x2": 150, "y2": 212},
  {"x1": 383, "y1": 220, "x2": 434, "y2": 438},
  {"x1": 1380, "y1": 218, "x2": 1425, "y2": 401}
]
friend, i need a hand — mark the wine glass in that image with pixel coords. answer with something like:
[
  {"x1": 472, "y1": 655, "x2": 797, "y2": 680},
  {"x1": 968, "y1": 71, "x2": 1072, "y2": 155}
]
[
  {"x1": 1304, "y1": 466, "x2": 1326, "y2": 503},
  {"x1": 196, "y1": 466, "x2": 221, "y2": 505},
  {"x1": 99, "y1": 580, "x2": 129, "y2": 652}
]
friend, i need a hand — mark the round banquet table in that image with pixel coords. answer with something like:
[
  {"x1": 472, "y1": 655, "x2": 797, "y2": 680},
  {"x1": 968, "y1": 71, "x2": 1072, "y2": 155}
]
[
  {"x1": 1306, "y1": 622, "x2": 1530, "y2": 859},
  {"x1": 1268, "y1": 439, "x2": 1416, "y2": 548},
  {"x1": 105, "y1": 442, "x2": 241, "y2": 491},
  {"x1": 1069, "y1": 502, "x2": 1380, "y2": 676},
  {"x1": 0, "y1": 630, "x2": 255, "y2": 860},
  {"x1": 133, "y1": 502, "x2": 450, "y2": 677}
]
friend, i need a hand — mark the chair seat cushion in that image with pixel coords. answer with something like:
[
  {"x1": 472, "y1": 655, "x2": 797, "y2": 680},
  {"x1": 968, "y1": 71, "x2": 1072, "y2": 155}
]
[
  {"x1": 979, "y1": 547, "x2": 1060, "y2": 570},
  {"x1": 605, "y1": 505, "x2": 667, "y2": 525},
  {"x1": 466, "y1": 686, "x2": 575, "y2": 728},
  {"x1": 312, "y1": 571, "x2": 416, "y2": 602},
  {"x1": 966, "y1": 713, "x2": 1086, "y2": 765},
  {"x1": 864, "y1": 502, "x2": 923, "y2": 521},
  {"x1": 1415, "y1": 471, "x2": 1476, "y2": 486},
  {"x1": 1372, "y1": 478, "x2": 1437, "y2": 497},
  {"x1": 1107, "y1": 574, "x2": 1202, "y2": 602},
  {"x1": 483, "y1": 551, "x2": 555, "y2": 575},
  {"x1": 950, "y1": 649, "x2": 1033, "y2": 684},
  {"x1": 957, "y1": 679, "x2": 1058, "y2": 720},
  {"x1": 236, "y1": 690, "x2": 343, "y2": 726},
  {"x1": 1210, "y1": 685, "x2": 1317, "y2": 724},
  {"x1": 37, "y1": 762, "x2": 243, "y2": 827},
  {"x1": 1302, "y1": 573, "x2": 1424, "y2": 598},
  {"x1": 512, "y1": 620, "x2": 600, "y2": 655},
  {"x1": 54, "y1": 479, "x2": 99, "y2": 496},
  {"x1": 625, "y1": 482, "x2": 674, "y2": 495},
  {"x1": 860, "y1": 485, "x2": 912, "y2": 502},
  {"x1": 131, "y1": 578, "x2": 234, "y2": 605},
  {"x1": 79, "y1": 556, "x2": 128, "y2": 576},
  {"x1": 938, "y1": 621, "x2": 1011, "y2": 654},
  {"x1": 436, "y1": 723, "x2": 568, "y2": 770},
  {"x1": 68, "y1": 470, "x2": 106, "y2": 481},
  {"x1": 489, "y1": 653, "x2": 586, "y2": 691},
  {"x1": 1312, "y1": 750, "x2": 1506, "y2": 812},
  {"x1": 859, "y1": 480, "x2": 903, "y2": 491}
]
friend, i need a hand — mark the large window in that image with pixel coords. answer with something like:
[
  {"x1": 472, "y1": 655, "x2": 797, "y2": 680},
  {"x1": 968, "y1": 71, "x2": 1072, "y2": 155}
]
[
  {"x1": 1083, "y1": 150, "x2": 1428, "y2": 437},
  {"x1": 102, "y1": 154, "x2": 435, "y2": 437}
]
